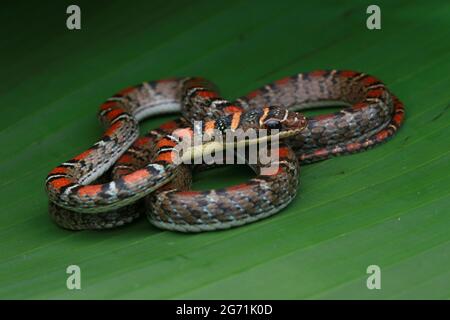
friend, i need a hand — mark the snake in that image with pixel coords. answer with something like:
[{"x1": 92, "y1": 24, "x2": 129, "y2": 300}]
[{"x1": 46, "y1": 70, "x2": 405, "y2": 232}]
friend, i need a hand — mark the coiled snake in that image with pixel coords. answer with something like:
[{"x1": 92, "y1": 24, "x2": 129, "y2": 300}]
[{"x1": 45, "y1": 70, "x2": 405, "y2": 232}]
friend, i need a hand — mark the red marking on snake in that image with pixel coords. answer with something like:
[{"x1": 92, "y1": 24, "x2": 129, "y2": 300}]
[
  {"x1": 78, "y1": 185, "x2": 102, "y2": 197},
  {"x1": 376, "y1": 130, "x2": 389, "y2": 141},
  {"x1": 155, "y1": 151, "x2": 175, "y2": 163},
  {"x1": 105, "y1": 109, "x2": 124, "y2": 122},
  {"x1": 159, "y1": 121, "x2": 178, "y2": 131},
  {"x1": 367, "y1": 89, "x2": 384, "y2": 98},
  {"x1": 346, "y1": 142, "x2": 360, "y2": 152},
  {"x1": 104, "y1": 121, "x2": 122, "y2": 137},
  {"x1": 135, "y1": 136, "x2": 152, "y2": 147},
  {"x1": 50, "y1": 178, "x2": 73, "y2": 190},
  {"x1": 393, "y1": 113, "x2": 404, "y2": 124},
  {"x1": 362, "y1": 76, "x2": 379, "y2": 86},
  {"x1": 50, "y1": 167, "x2": 68, "y2": 175},
  {"x1": 353, "y1": 102, "x2": 367, "y2": 110},
  {"x1": 100, "y1": 101, "x2": 118, "y2": 110},
  {"x1": 313, "y1": 148, "x2": 329, "y2": 158},
  {"x1": 198, "y1": 90, "x2": 218, "y2": 98},
  {"x1": 157, "y1": 138, "x2": 177, "y2": 148},
  {"x1": 122, "y1": 169, "x2": 150, "y2": 184},
  {"x1": 340, "y1": 71, "x2": 358, "y2": 78},
  {"x1": 277, "y1": 147, "x2": 290, "y2": 158},
  {"x1": 117, "y1": 154, "x2": 133, "y2": 164}
]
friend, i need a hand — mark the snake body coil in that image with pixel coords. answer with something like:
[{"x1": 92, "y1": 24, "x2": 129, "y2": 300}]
[{"x1": 46, "y1": 70, "x2": 405, "y2": 232}]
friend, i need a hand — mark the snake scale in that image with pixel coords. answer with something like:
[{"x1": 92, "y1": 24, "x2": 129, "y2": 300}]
[{"x1": 46, "y1": 70, "x2": 405, "y2": 232}]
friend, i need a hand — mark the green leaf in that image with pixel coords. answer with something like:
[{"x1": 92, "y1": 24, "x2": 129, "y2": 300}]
[{"x1": 0, "y1": 0, "x2": 449, "y2": 299}]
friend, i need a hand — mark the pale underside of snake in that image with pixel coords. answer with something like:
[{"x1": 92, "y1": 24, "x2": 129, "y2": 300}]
[{"x1": 46, "y1": 70, "x2": 405, "y2": 232}]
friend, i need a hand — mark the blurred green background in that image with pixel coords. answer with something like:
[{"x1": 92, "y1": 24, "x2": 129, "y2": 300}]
[{"x1": 0, "y1": 0, "x2": 449, "y2": 299}]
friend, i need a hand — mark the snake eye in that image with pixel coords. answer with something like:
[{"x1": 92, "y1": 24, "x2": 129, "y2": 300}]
[{"x1": 264, "y1": 119, "x2": 282, "y2": 130}]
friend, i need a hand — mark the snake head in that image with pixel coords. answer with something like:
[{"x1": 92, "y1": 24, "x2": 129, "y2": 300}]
[{"x1": 260, "y1": 106, "x2": 308, "y2": 137}]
